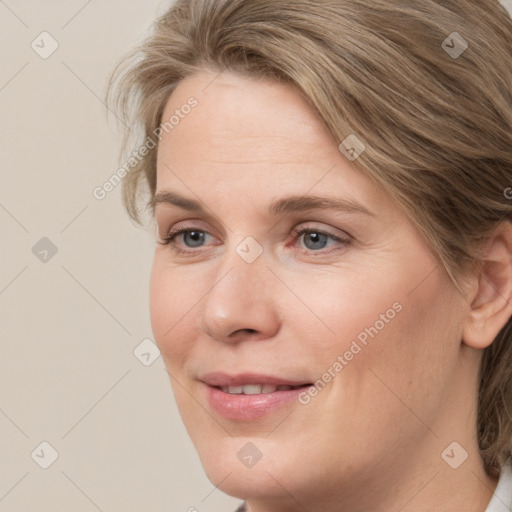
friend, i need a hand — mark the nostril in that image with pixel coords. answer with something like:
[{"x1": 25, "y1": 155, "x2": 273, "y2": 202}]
[{"x1": 233, "y1": 328, "x2": 257, "y2": 335}]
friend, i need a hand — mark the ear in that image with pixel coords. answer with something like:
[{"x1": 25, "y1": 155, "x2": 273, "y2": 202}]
[{"x1": 462, "y1": 221, "x2": 512, "y2": 349}]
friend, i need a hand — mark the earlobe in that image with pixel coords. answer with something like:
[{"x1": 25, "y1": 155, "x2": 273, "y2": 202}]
[{"x1": 462, "y1": 221, "x2": 512, "y2": 350}]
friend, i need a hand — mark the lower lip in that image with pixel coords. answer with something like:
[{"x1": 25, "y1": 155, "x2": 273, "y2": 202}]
[{"x1": 204, "y1": 384, "x2": 310, "y2": 421}]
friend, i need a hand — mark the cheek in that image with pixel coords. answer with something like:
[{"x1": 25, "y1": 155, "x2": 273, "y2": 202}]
[
  {"x1": 149, "y1": 260, "x2": 217, "y2": 443},
  {"x1": 291, "y1": 267, "x2": 463, "y2": 464},
  {"x1": 297, "y1": 255, "x2": 462, "y2": 400},
  {"x1": 149, "y1": 256, "x2": 197, "y2": 368},
  {"x1": 288, "y1": 267, "x2": 405, "y2": 362},
  {"x1": 341, "y1": 268, "x2": 463, "y2": 425}
]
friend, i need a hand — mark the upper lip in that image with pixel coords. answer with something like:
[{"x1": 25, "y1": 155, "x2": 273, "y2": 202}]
[{"x1": 201, "y1": 372, "x2": 312, "y2": 387}]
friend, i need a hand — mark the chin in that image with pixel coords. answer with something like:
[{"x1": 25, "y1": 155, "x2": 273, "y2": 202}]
[{"x1": 195, "y1": 436, "x2": 294, "y2": 498}]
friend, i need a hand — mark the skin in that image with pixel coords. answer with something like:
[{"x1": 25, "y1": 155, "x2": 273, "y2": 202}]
[{"x1": 149, "y1": 69, "x2": 512, "y2": 512}]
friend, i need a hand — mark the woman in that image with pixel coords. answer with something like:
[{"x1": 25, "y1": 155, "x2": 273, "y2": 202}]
[{"x1": 107, "y1": 1, "x2": 512, "y2": 510}]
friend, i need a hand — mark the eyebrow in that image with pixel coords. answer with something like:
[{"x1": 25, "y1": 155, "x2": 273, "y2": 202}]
[{"x1": 150, "y1": 190, "x2": 375, "y2": 217}]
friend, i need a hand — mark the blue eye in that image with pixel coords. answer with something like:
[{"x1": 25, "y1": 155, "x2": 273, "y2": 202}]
[
  {"x1": 159, "y1": 229, "x2": 211, "y2": 252},
  {"x1": 178, "y1": 230, "x2": 206, "y2": 248},
  {"x1": 295, "y1": 229, "x2": 338, "y2": 250},
  {"x1": 158, "y1": 226, "x2": 351, "y2": 256}
]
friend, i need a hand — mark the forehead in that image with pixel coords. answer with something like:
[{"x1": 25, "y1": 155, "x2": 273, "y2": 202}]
[
  {"x1": 154, "y1": 70, "x2": 396, "y2": 222},
  {"x1": 157, "y1": 70, "x2": 339, "y2": 164}
]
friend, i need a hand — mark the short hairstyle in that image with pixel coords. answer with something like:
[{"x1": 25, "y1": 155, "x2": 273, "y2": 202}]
[{"x1": 106, "y1": 0, "x2": 512, "y2": 477}]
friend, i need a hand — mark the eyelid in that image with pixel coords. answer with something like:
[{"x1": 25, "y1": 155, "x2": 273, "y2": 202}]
[
  {"x1": 158, "y1": 223, "x2": 216, "y2": 246},
  {"x1": 156, "y1": 220, "x2": 222, "y2": 254},
  {"x1": 156, "y1": 212, "x2": 225, "y2": 236},
  {"x1": 158, "y1": 219, "x2": 216, "y2": 240},
  {"x1": 157, "y1": 220, "x2": 352, "y2": 257},
  {"x1": 290, "y1": 223, "x2": 351, "y2": 241}
]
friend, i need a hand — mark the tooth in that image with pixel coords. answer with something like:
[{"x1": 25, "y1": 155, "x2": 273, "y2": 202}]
[
  {"x1": 242, "y1": 384, "x2": 262, "y2": 394},
  {"x1": 220, "y1": 384, "x2": 294, "y2": 394}
]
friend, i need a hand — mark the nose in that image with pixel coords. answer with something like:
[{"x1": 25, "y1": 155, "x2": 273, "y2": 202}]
[{"x1": 199, "y1": 244, "x2": 281, "y2": 343}]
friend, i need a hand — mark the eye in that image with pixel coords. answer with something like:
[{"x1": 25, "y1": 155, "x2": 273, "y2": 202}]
[
  {"x1": 290, "y1": 226, "x2": 351, "y2": 254},
  {"x1": 158, "y1": 227, "x2": 214, "y2": 254},
  {"x1": 157, "y1": 224, "x2": 351, "y2": 256}
]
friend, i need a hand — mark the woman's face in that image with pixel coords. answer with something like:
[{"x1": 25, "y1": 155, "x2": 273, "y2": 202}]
[{"x1": 150, "y1": 70, "x2": 477, "y2": 508}]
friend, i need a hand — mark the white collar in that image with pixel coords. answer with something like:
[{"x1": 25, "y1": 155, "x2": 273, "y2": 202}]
[
  {"x1": 485, "y1": 459, "x2": 512, "y2": 512},
  {"x1": 499, "y1": 0, "x2": 512, "y2": 18}
]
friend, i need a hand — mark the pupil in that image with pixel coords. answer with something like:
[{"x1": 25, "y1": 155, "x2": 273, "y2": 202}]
[
  {"x1": 185, "y1": 231, "x2": 204, "y2": 247},
  {"x1": 305, "y1": 232, "x2": 327, "y2": 250}
]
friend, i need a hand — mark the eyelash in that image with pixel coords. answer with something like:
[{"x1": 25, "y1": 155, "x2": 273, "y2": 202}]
[{"x1": 157, "y1": 225, "x2": 351, "y2": 256}]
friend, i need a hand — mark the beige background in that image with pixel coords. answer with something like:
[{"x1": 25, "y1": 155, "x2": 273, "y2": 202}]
[{"x1": 0, "y1": 1, "x2": 240, "y2": 510}]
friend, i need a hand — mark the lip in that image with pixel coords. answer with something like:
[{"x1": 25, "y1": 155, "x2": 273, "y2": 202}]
[
  {"x1": 201, "y1": 372, "x2": 311, "y2": 387},
  {"x1": 200, "y1": 372, "x2": 313, "y2": 421}
]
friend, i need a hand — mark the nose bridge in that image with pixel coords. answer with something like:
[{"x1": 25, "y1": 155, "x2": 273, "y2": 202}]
[
  {"x1": 213, "y1": 234, "x2": 268, "y2": 295},
  {"x1": 199, "y1": 238, "x2": 278, "y2": 341}
]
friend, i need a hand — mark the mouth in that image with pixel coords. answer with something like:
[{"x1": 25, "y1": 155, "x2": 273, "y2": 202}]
[
  {"x1": 213, "y1": 383, "x2": 312, "y2": 394},
  {"x1": 200, "y1": 372, "x2": 314, "y2": 421}
]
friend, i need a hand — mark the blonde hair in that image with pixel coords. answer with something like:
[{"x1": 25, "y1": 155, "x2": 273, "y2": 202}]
[{"x1": 106, "y1": 0, "x2": 512, "y2": 477}]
